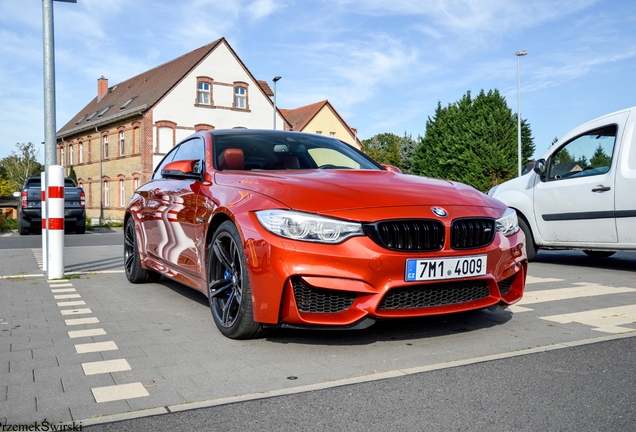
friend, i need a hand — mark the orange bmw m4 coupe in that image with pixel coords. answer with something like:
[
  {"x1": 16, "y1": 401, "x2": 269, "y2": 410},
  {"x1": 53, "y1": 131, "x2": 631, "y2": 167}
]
[{"x1": 125, "y1": 130, "x2": 527, "y2": 339}]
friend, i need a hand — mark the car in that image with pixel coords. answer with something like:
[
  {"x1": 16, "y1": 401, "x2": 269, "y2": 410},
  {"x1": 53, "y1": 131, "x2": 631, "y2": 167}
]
[
  {"x1": 489, "y1": 106, "x2": 636, "y2": 260},
  {"x1": 124, "y1": 130, "x2": 527, "y2": 339}
]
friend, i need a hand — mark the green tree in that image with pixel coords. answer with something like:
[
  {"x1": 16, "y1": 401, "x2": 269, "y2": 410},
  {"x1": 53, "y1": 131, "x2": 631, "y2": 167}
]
[
  {"x1": 411, "y1": 89, "x2": 535, "y2": 191},
  {"x1": 399, "y1": 132, "x2": 419, "y2": 174},
  {"x1": 0, "y1": 142, "x2": 44, "y2": 191},
  {"x1": 362, "y1": 133, "x2": 403, "y2": 170},
  {"x1": 589, "y1": 144, "x2": 611, "y2": 168},
  {"x1": 68, "y1": 165, "x2": 78, "y2": 183}
]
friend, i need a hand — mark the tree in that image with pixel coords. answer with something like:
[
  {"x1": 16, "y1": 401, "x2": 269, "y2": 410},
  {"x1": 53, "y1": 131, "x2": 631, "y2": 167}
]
[
  {"x1": 0, "y1": 142, "x2": 44, "y2": 191},
  {"x1": 68, "y1": 165, "x2": 78, "y2": 183},
  {"x1": 589, "y1": 144, "x2": 611, "y2": 168},
  {"x1": 399, "y1": 132, "x2": 419, "y2": 174},
  {"x1": 411, "y1": 89, "x2": 535, "y2": 191},
  {"x1": 362, "y1": 133, "x2": 403, "y2": 170}
]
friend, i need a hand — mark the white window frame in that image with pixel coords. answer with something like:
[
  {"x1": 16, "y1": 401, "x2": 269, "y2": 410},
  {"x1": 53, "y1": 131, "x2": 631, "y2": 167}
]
[
  {"x1": 329, "y1": 132, "x2": 336, "y2": 138},
  {"x1": 134, "y1": 178, "x2": 140, "y2": 190},
  {"x1": 119, "y1": 131, "x2": 125, "y2": 156},
  {"x1": 104, "y1": 181, "x2": 110, "y2": 207},
  {"x1": 234, "y1": 86, "x2": 246, "y2": 109},
  {"x1": 198, "y1": 82, "x2": 210, "y2": 105},
  {"x1": 60, "y1": 147, "x2": 65, "y2": 166},
  {"x1": 103, "y1": 135, "x2": 109, "y2": 159},
  {"x1": 79, "y1": 143, "x2": 83, "y2": 164},
  {"x1": 69, "y1": 145, "x2": 74, "y2": 165},
  {"x1": 119, "y1": 179, "x2": 125, "y2": 207}
]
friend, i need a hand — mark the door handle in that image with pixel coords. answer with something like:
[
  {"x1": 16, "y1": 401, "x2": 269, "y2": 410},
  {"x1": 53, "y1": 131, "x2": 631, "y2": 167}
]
[{"x1": 591, "y1": 185, "x2": 611, "y2": 193}]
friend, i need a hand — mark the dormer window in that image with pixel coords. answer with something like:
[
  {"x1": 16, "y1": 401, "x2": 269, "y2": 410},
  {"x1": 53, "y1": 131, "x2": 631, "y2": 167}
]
[
  {"x1": 75, "y1": 115, "x2": 87, "y2": 125},
  {"x1": 86, "y1": 111, "x2": 99, "y2": 121},
  {"x1": 120, "y1": 97, "x2": 136, "y2": 110},
  {"x1": 97, "y1": 106, "x2": 111, "y2": 117}
]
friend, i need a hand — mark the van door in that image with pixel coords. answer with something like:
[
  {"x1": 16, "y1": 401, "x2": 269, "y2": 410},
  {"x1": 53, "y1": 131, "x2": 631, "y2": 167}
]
[
  {"x1": 533, "y1": 119, "x2": 623, "y2": 244},
  {"x1": 614, "y1": 113, "x2": 636, "y2": 243}
]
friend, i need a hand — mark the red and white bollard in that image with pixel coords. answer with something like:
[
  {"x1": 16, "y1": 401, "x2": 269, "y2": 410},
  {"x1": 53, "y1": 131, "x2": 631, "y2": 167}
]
[
  {"x1": 47, "y1": 166, "x2": 64, "y2": 279},
  {"x1": 41, "y1": 171, "x2": 47, "y2": 272}
]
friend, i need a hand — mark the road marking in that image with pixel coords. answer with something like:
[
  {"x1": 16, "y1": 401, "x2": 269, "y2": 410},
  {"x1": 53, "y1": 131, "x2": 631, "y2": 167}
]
[
  {"x1": 54, "y1": 294, "x2": 81, "y2": 299},
  {"x1": 91, "y1": 382, "x2": 149, "y2": 403},
  {"x1": 510, "y1": 282, "x2": 636, "y2": 313},
  {"x1": 82, "y1": 359, "x2": 131, "y2": 375},
  {"x1": 2, "y1": 233, "x2": 11, "y2": 237},
  {"x1": 541, "y1": 304, "x2": 636, "y2": 333},
  {"x1": 68, "y1": 328, "x2": 107, "y2": 338},
  {"x1": 49, "y1": 283, "x2": 74, "y2": 287},
  {"x1": 51, "y1": 288, "x2": 77, "y2": 293},
  {"x1": 75, "y1": 341, "x2": 118, "y2": 354},
  {"x1": 526, "y1": 276, "x2": 565, "y2": 284},
  {"x1": 57, "y1": 300, "x2": 86, "y2": 307},
  {"x1": 60, "y1": 308, "x2": 93, "y2": 316},
  {"x1": 65, "y1": 317, "x2": 100, "y2": 326}
]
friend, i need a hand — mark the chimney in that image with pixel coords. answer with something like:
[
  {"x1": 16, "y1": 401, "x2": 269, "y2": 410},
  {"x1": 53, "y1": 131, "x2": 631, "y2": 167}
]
[{"x1": 97, "y1": 76, "x2": 108, "y2": 99}]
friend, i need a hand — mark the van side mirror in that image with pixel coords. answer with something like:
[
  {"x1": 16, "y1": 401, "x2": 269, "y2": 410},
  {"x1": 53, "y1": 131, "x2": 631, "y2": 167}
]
[{"x1": 533, "y1": 158, "x2": 547, "y2": 181}]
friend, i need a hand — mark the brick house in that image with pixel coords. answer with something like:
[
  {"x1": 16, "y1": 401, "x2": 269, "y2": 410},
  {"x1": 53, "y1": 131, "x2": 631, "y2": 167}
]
[{"x1": 56, "y1": 38, "x2": 290, "y2": 222}]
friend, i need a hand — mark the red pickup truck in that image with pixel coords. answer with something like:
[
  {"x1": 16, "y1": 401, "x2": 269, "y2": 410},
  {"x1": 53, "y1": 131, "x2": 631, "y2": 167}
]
[{"x1": 17, "y1": 176, "x2": 86, "y2": 235}]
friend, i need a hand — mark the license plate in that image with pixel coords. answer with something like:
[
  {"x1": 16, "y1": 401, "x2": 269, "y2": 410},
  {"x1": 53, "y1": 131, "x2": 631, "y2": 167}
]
[{"x1": 405, "y1": 256, "x2": 487, "y2": 282}]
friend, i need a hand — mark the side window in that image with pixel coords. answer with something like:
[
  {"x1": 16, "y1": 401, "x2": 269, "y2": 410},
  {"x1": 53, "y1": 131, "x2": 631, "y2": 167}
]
[
  {"x1": 152, "y1": 138, "x2": 205, "y2": 180},
  {"x1": 548, "y1": 125, "x2": 616, "y2": 181}
]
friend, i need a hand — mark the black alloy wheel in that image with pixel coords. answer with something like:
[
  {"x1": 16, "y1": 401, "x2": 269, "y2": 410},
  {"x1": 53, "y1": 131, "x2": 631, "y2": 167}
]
[
  {"x1": 124, "y1": 217, "x2": 161, "y2": 283},
  {"x1": 207, "y1": 221, "x2": 262, "y2": 339}
]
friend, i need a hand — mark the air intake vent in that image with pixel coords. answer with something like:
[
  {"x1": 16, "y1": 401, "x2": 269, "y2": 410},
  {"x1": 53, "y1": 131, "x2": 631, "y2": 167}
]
[
  {"x1": 378, "y1": 280, "x2": 490, "y2": 310},
  {"x1": 451, "y1": 218, "x2": 495, "y2": 250},
  {"x1": 292, "y1": 278, "x2": 356, "y2": 313},
  {"x1": 364, "y1": 219, "x2": 445, "y2": 252}
]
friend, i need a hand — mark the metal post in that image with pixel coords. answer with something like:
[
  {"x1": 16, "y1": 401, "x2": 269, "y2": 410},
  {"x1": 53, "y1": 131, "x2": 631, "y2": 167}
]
[
  {"x1": 47, "y1": 166, "x2": 65, "y2": 279},
  {"x1": 41, "y1": 171, "x2": 47, "y2": 272},
  {"x1": 515, "y1": 50, "x2": 528, "y2": 177},
  {"x1": 273, "y1": 76, "x2": 281, "y2": 129}
]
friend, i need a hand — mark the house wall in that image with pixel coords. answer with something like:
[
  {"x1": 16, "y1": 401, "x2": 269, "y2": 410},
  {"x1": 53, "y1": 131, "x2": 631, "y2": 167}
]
[
  {"x1": 302, "y1": 105, "x2": 360, "y2": 149},
  {"x1": 152, "y1": 42, "x2": 284, "y2": 160}
]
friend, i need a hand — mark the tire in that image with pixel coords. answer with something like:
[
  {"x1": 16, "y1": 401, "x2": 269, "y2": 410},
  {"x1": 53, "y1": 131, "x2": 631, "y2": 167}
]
[
  {"x1": 207, "y1": 221, "x2": 262, "y2": 339},
  {"x1": 124, "y1": 218, "x2": 161, "y2": 283},
  {"x1": 518, "y1": 217, "x2": 537, "y2": 261},
  {"x1": 583, "y1": 250, "x2": 615, "y2": 258},
  {"x1": 75, "y1": 224, "x2": 86, "y2": 234},
  {"x1": 18, "y1": 217, "x2": 29, "y2": 235}
]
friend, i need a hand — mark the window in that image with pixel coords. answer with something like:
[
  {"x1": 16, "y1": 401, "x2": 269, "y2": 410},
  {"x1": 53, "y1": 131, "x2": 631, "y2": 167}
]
[
  {"x1": 198, "y1": 82, "x2": 210, "y2": 105},
  {"x1": 134, "y1": 178, "x2": 140, "y2": 190},
  {"x1": 103, "y1": 135, "x2": 109, "y2": 159},
  {"x1": 119, "y1": 131, "x2": 125, "y2": 156},
  {"x1": 97, "y1": 106, "x2": 111, "y2": 117},
  {"x1": 69, "y1": 145, "x2": 73, "y2": 166},
  {"x1": 120, "y1": 97, "x2": 136, "y2": 110},
  {"x1": 104, "y1": 181, "x2": 110, "y2": 207},
  {"x1": 79, "y1": 143, "x2": 83, "y2": 164},
  {"x1": 547, "y1": 125, "x2": 616, "y2": 181},
  {"x1": 234, "y1": 86, "x2": 246, "y2": 109},
  {"x1": 60, "y1": 147, "x2": 65, "y2": 166},
  {"x1": 152, "y1": 137, "x2": 204, "y2": 180},
  {"x1": 329, "y1": 132, "x2": 336, "y2": 138},
  {"x1": 119, "y1": 180, "x2": 126, "y2": 207},
  {"x1": 316, "y1": 131, "x2": 322, "y2": 135}
]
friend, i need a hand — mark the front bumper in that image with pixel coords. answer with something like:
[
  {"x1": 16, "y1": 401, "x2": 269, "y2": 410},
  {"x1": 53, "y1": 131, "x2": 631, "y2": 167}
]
[{"x1": 236, "y1": 212, "x2": 528, "y2": 327}]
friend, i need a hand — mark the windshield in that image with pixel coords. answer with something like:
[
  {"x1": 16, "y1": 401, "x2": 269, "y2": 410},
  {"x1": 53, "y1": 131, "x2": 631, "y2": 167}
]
[{"x1": 213, "y1": 132, "x2": 381, "y2": 171}]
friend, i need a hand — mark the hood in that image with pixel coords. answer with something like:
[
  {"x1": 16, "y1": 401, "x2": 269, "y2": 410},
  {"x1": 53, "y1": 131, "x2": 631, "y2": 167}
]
[{"x1": 215, "y1": 170, "x2": 503, "y2": 213}]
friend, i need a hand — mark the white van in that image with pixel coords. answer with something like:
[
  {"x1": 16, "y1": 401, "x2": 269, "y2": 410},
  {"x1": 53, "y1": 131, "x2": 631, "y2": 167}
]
[{"x1": 489, "y1": 106, "x2": 636, "y2": 260}]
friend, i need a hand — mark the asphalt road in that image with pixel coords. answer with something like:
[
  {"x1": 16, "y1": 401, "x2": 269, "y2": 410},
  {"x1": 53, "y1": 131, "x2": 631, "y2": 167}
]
[{"x1": 1, "y1": 230, "x2": 635, "y2": 431}]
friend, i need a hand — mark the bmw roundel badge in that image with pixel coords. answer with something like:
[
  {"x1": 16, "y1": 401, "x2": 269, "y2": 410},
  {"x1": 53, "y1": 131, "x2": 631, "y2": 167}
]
[{"x1": 432, "y1": 207, "x2": 448, "y2": 218}]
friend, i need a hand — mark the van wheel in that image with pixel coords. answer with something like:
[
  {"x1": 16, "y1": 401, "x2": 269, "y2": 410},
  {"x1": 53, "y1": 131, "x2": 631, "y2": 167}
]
[
  {"x1": 518, "y1": 217, "x2": 536, "y2": 261},
  {"x1": 583, "y1": 250, "x2": 615, "y2": 258},
  {"x1": 18, "y1": 218, "x2": 29, "y2": 235}
]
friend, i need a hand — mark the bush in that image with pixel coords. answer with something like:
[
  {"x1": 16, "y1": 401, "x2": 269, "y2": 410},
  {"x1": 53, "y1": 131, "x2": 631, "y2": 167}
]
[{"x1": 0, "y1": 214, "x2": 17, "y2": 232}]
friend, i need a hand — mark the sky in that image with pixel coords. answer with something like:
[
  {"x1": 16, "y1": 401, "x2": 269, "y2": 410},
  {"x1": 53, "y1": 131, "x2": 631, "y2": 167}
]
[{"x1": 1, "y1": 0, "x2": 636, "y2": 163}]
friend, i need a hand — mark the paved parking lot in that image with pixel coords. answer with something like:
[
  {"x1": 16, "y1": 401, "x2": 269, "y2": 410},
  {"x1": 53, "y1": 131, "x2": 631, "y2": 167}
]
[{"x1": 1, "y1": 233, "x2": 635, "y2": 427}]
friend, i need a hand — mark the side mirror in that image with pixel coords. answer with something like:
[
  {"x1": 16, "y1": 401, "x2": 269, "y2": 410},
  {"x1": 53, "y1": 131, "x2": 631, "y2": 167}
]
[
  {"x1": 161, "y1": 159, "x2": 204, "y2": 180},
  {"x1": 382, "y1": 164, "x2": 402, "y2": 174},
  {"x1": 12, "y1": 191, "x2": 20, "y2": 198},
  {"x1": 533, "y1": 158, "x2": 547, "y2": 181}
]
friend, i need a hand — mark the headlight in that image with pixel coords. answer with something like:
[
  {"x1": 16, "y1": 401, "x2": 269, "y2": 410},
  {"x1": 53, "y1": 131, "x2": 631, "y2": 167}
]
[
  {"x1": 495, "y1": 207, "x2": 519, "y2": 237},
  {"x1": 255, "y1": 210, "x2": 363, "y2": 244}
]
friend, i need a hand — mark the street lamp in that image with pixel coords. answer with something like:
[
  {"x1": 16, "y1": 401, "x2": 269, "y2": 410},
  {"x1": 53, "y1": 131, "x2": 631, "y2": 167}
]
[
  {"x1": 516, "y1": 50, "x2": 528, "y2": 177},
  {"x1": 273, "y1": 76, "x2": 281, "y2": 129}
]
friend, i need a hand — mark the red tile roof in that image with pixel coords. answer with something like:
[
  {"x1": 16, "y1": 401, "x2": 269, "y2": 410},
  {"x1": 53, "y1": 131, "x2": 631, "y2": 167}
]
[
  {"x1": 280, "y1": 100, "x2": 328, "y2": 132},
  {"x1": 58, "y1": 39, "x2": 226, "y2": 137}
]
